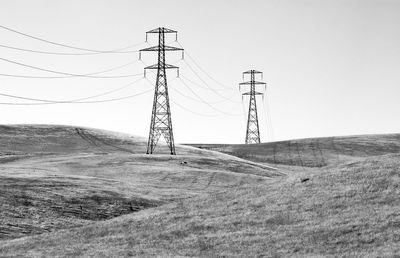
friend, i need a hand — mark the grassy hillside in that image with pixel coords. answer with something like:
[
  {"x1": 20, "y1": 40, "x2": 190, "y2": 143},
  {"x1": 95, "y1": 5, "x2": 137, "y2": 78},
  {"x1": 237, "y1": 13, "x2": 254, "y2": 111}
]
[
  {"x1": 188, "y1": 134, "x2": 400, "y2": 167},
  {"x1": 0, "y1": 125, "x2": 279, "y2": 241},
  {"x1": 2, "y1": 154, "x2": 399, "y2": 257},
  {"x1": 0, "y1": 126, "x2": 399, "y2": 257}
]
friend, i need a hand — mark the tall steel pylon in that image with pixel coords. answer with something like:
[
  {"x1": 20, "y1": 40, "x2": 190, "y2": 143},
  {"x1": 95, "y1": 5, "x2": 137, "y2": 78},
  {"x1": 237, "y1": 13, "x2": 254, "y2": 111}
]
[
  {"x1": 239, "y1": 70, "x2": 266, "y2": 144},
  {"x1": 139, "y1": 27, "x2": 183, "y2": 154}
]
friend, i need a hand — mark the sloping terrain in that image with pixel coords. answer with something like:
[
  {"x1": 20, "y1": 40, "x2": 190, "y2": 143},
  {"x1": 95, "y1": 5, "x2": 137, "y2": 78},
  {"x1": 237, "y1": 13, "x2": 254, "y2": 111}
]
[
  {"x1": 189, "y1": 134, "x2": 400, "y2": 167},
  {"x1": 0, "y1": 127, "x2": 399, "y2": 257},
  {"x1": 0, "y1": 125, "x2": 279, "y2": 241}
]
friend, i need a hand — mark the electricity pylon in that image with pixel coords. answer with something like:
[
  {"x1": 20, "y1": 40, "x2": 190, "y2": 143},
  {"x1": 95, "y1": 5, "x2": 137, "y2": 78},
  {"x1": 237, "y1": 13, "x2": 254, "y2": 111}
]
[
  {"x1": 139, "y1": 27, "x2": 183, "y2": 155},
  {"x1": 239, "y1": 70, "x2": 266, "y2": 144}
]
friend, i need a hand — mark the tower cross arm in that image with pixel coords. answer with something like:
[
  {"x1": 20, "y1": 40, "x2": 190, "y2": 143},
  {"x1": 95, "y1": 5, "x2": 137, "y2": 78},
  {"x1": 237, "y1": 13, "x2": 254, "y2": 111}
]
[
  {"x1": 140, "y1": 45, "x2": 183, "y2": 52},
  {"x1": 243, "y1": 70, "x2": 263, "y2": 74},
  {"x1": 143, "y1": 64, "x2": 180, "y2": 77},
  {"x1": 242, "y1": 91, "x2": 264, "y2": 96},
  {"x1": 144, "y1": 64, "x2": 179, "y2": 70},
  {"x1": 239, "y1": 81, "x2": 266, "y2": 85},
  {"x1": 145, "y1": 27, "x2": 179, "y2": 42},
  {"x1": 146, "y1": 28, "x2": 177, "y2": 34}
]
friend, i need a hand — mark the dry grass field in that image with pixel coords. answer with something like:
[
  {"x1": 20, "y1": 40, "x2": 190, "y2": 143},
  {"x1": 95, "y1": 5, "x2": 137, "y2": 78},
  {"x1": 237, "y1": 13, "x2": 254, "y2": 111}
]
[
  {"x1": 189, "y1": 134, "x2": 400, "y2": 168},
  {"x1": 0, "y1": 125, "x2": 399, "y2": 257}
]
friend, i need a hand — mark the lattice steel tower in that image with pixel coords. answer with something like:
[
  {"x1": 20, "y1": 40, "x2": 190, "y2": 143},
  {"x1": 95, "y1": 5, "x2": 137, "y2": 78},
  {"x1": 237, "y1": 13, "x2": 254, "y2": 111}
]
[
  {"x1": 139, "y1": 27, "x2": 183, "y2": 154},
  {"x1": 239, "y1": 70, "x2": 266, "y2": 144}
]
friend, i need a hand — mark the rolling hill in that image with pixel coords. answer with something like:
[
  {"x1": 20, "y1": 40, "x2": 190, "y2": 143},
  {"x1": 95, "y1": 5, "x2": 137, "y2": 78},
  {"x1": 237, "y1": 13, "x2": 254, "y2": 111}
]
[
  {"x1": 189, "y1": 134, "x2": 400, "y2": 167},
  {"x1": 0, "y1": 125, "x2": 280, "y2": 241},
  {"x1": 0, "y1": 126, "x2": 399, "y2": 257}
]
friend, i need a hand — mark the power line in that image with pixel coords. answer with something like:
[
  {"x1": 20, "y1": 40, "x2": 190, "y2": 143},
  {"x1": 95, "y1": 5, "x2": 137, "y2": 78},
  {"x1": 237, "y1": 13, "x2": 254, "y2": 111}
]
[
  {"x1": 176, "y1": 41, "x2": 234, "y2": 91},
  {"x1": 0, "y1": 87, "x2": 153, "y2": 105},
  {"x1": 179, "y1": 76, "x2": 241, "y2": 104},
  {"x1": 0, "y1": 76, "x2": 147, "y2": 103},
  {"x1": 0, "y1": 42, "x2": 145, "y2": 56},
  {"x1": 73, "y1": 76, "x2": 151, "y2": 101},
  {"x1": 180, "y1": 59, "x2": 241, "y2": 103},
  {"x1": 263, "y1": 86, "x2": 274, "y2": 141},
  {"x1": 175, "y1": 41, "x2": 241, "y2": 103},
  {"x1": 145, "y1": 72, "x2": 242, "y2": 115},
  {"x1": 145, "y1": 78, "x2": 240, "y2": 117},
  {"x1": 178, "y1": 78, "x2": 242, "y2": 116},
  {"x1": 180, "y1": 74, "x2": 241, "y2": 104},
  {"x1": 144, "y1": 77, "x2": 217, "y2": 117},
  {"x1": 70, "y1": 89, "x2": 153, "y2": 104},
  {"x1": 170, "y1": 98, "x2": 219, "y2": 117},
  {"x1": 241, "y1": 94, "x2": 248, "y2": 122},
  {"x1": 144, "y1": 62, "x2": 243, "y2": 116},
  {"x1": 0, "y1": 56, "x2": 143, "y2": 78},
  {"x1": 179, "y1": 73, "x2": 228, "y2": 92},
  {"x1": 145, "y1": 61, "x2": 232, "y2": 105},
  {"x1": 170, "y1": 83, "x2": 234, "y2": 105},
  {"x1": 0, "y1": 24, "x2": 143, "y2": 53}
]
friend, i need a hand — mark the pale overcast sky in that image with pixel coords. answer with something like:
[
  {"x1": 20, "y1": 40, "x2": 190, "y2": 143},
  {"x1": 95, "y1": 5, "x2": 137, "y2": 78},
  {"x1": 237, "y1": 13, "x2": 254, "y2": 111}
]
[{"x1": 0, "y1": 0, "x2": 399, "y2": 144}]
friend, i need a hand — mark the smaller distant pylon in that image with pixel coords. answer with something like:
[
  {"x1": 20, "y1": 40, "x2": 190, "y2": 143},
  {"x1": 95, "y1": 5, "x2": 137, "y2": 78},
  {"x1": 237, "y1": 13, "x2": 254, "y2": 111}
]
[{"x1": 239, "y1": 70, "x2": 266, "y2": 144}]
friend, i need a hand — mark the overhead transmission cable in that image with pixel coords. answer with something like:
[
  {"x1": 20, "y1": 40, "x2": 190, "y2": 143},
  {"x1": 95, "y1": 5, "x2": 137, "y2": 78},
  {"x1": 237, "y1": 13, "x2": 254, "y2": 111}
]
[
  {"x1": 0, "y1": 78, "x2": 153, "y2": 105},
  {"x1": 176, "y1": 41, "x2": 234, "y2": 91},
  {"x1": 178, "y1": 74, "x2": 223, "y2": 91},
  {"x1": 0, "y1": 24, "x2": 144, "y2": 54},
  {"x1": 170, "y1": 83, "x2": 235, "y2": 105},
  {"x1": 0, "y1": 76, "x2": 149, "y2": 104},
  {"x1": 0, "y1": 89, "x2": 152, "y2": 105},
  {"x1": 144, "y1": 72, "x2": 241, "y2": 116},
  {"x1": 241, "y1": 96, "x2": 248, "y2": 128},
  {"x1": 175, "y1": 51, "x2": 241, "y2": 104},
  {"x1": 180, "y1": 60, "x2": 241, "y2": 103},
  {"x1": 263, "y1": 87, "x2": 274, "y2": 141},
  {"x1": 142, "y1": 58, "x2": 242, "y2": 116},
  {"x1": 170, "y1": 98, "x2": 220, "y2": 117},
  {"x1": 0, "y1": 56, "x2": 143, "y2": 78},
  {"x1": 179, "y1": 75, "x2": 241, "y2": 105},
  {"x1": 177, "y1": 78, "x2": 242, "y2": 116},
  {"x1": 143, "y1": 77, "x2": 218, "y2": 117},
  {"x1": 145, "y1": 75, "x2": 242, "y2": 117},
  {"x1": 148, "y1": 67, "x2": 234, "y2": 105},
  {"x1": 0, "y1": 42, "x2": 145, "y2": 56}
]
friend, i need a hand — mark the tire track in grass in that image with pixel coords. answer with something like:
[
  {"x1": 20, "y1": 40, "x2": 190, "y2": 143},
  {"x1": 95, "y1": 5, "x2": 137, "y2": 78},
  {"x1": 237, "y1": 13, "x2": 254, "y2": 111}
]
[
  {"x1": 330, "y1": 137, "x2": 340, "y2": 162},
  {"x1": 159, "y1": 171, "x2": 181, "y2": 182},
  {"x1": 202, "y1": 172, "x2": 217, "y2": 190},
  {"x1": 287, "y1": 141, "x2": 294, "y2": 166},
  {"x1": 0, "y1": 166, "x2": 55, "y2": 172},
  {"x1": 75, "y1": 128, "x2": 98, "y2": 147},
  {"x1": 294, "y1": 141, "x2": 306, "y2": 170},
  {"x1": 81, "y1": 129, "x2": 135, "y2": 154},
  {"x1": 315, "y1": 139, "x2": 326, "y2": 166},
  {"x1": 309, "y1": 140, "x2": 320, "y2": 167},
  {"x1": 189, "y1": 173, "x2": 200, "y2": 187}
]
